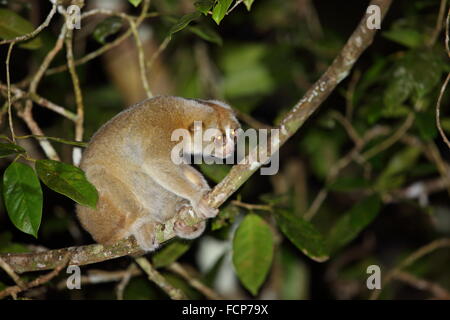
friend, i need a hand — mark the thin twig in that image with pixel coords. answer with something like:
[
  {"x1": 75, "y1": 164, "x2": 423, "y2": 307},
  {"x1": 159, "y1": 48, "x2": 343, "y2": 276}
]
[
  {"x1": 76, "y1": 6, "x2": 153, "y2": 98},
  {"x1": 29, "y1": 92, "x2": 77, "y2": 121},
  {"x1": 303, "y1": 126, "x2": 389, "y2": 220},
  {"x1": 147, "y1": 36, "x2": 171, "y2": 71},
  {"x1": 129, "y1": 20, "x2": 152, "y2": 98},
  {"x1": 45, "y1": 0, "x2": 151, "y2": 76},
  {"x1": 362, "y1": 113, "x2": 415, "y2": 160},
  {"x1": 0, "y1": 253, "x2": 71, "y2": 299},
  {"x1": 0, "y1": 257, "x2": 25, "y2": 288},
  {"x1": 425, "y1": 141, "x2": 450, "y2": 195},
  {"x1": 0, "y1": 83, "x2": 77, "y2": 121},
  {"x1": 30, "y1": 26, "x2": 68, "y2": 93},
  {"x1": 303, "y1": 148, "x2": 361, "y2": 220},
  {"x1": 18, "y1": 106, "x2": 61, "y2": 161},
  {"x1": 56, "y1": 266, "x2": 141, "y2": 290},
  {"x1": 227, "y1": 0, "x2": 244, "y2": 15},
  {"x1": 370, "y1": 238, "x2": 450, "y2": 300},
  {"x1": 436, "y1": 8, "x2": 450, "y2": 149},
  {"x1": 116, "y1": 264, "x2": 140, "y2": 300},
  {"x1": 428, "y1": 0, "x2": 448, "y2": 46},
  {"x1": 65, "y1": 27, "x2": 85, "y2": 165},
  {"x1": 345, "y1": 70, "x2": 361, "y2": 121},
  {"x1": 21, "y1": 24, "x2": 68, "y2": 161},
  {"x1": 331, "y1": 111, "x2": 363, "y2": 147},
  {"x1": 393, "y1": 271, "x2": 450, "y2": 299},
  {"x1": 0, "y1": 3, "x2": 57, "y2": 46},
  {"x1": 5, "y1": 43, "x2": 16, "y2": 142},
  {"x1": 235, "y1": 109, "x2": 274, "y2": 130},
  {"x1": 134, "y1": 257, "x2": 187, "y2": 300},
  {"x1": 168, "y1": 262, "x2": 223, "y2": 300},
  {"x1": 231, "y1": 200, "x2": 273, "y2": 212},
  {"x1": 386, "y1": 175, "x2": 450, "y2": 203},
  {"x1": 436, "y1": 73, "x2": 450, "y2": 149}
]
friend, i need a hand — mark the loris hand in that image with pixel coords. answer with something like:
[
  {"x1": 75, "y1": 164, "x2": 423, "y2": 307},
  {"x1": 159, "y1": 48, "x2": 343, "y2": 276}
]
[{"x1": 193, "y1": 193, "x2": 218, "y2": 219}]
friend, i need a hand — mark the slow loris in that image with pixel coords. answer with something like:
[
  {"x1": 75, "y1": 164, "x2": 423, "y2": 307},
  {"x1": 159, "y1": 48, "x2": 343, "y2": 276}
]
[{"x1": 77, "y1": 96, "x2": 240, "y2": 251}]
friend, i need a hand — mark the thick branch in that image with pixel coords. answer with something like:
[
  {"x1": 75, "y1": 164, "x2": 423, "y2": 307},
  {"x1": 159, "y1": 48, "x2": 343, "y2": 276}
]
[{"x1": 0, "y1": 0, "x2": 393, "y2": 274}]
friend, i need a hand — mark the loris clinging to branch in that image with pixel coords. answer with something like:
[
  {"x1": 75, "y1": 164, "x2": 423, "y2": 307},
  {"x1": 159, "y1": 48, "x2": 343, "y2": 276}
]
[{"x1": 77, "y1": 96, "x2": 240, "y2": 251}]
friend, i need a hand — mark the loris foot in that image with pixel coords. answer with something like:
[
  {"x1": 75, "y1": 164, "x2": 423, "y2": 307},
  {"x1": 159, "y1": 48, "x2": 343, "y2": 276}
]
[
  {"x1": 174, "y1": 202, "x2": 207, "y2": 239},
  {"x1": 132, "y1": 221, "x2": 160, "y2": 252},
  {"x1": 193, "y1": 194, "x2": 218, "y2": 219},
  {"x1": 173, "y1": 217, "x2": 206, "y2": 239}
]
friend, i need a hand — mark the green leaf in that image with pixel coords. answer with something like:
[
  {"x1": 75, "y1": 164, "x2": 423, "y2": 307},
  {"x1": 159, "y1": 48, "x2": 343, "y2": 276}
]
[
  {"x1": 415, "y1": 111, "x2": 438, "y2": 141},
  {"x1": 152, "y1": 240, "x2": 191, "y2": 268},
  {"x1": 0, "y1": 143, "x2": 26, "y2": 158},
  {"x1": 232, "y1": 214, "x2": 274, "y2": 295},
  {"x1": 124, "y1": 278, "x2": 158, "y2": 300},
  {"x1": 276, "y1": 210, "x2": 329, "y2": 262},
  {"x1": 93, "y1": 17, "x2": 123, "y2": 45},
  {"x1": 243, "y1": 0, "x2": 255, "y2": 10},
  {"x1": 0, "y1": 9, "x2": 42, "y2": 49},
  {"x1": 301, "y1": 128, "x2": 344, "y2": 179},
  {"x1": 212, "y1": 205, "x2": 240, "y2": 230},
  {"x1": 189, "y1": 24, "x2": 223, "y2": 45},
  {"x1": 355, "y1": 58, "x2": 388, "y2": 105},
  {"x1": 35, "y1": 159, "x2": 98, "y2": 208},
  {"x1": 408, "y1": 49, "x2": 444, "y2": 101},
  {"x1": 3, "y1": 162, "x2": 42, "y2": 238},
  {"x1": 383, "y1": 65, "x2": 414, "y2": 110},
  {"x1": 383, "y1": 28, "x2": 424, "y2": 48},
  {"x1": 375, "y1": 146, "x2": 422, "y2": 191},
  {"x1": 212, "y1": 0, "x2": 233, "y2": 25},
  {"x1": 195, "y1": 0, "x2": 215, "y2": 15},
  {"x1": 220, "y1": 44, "x2": 275, "y2": 98},
  {"x1": 384, "y1": 49, "x2": 444, "y2": 111},
  {"x1": 41, "y1": 136, "x2": 87, "y2": 147},
  {"x1": 260, "y1": 193, "x2": 290, "y2": 206},
  {"x1": 128, "y1": 0, "x2": 143, "y2": 7},
  {"x1": 198, "y1": 163, "x2": 230, "y2": 183},
  {"x1": 0, "y1": 232, "x2": 29, "y2": 253},
  {"x1": 169, "y1": 12, "x2": 202, "y2": 35},
  {"x1": 280, "y1": 247, "x2": 309, "y2": 299},
  {"x1": 16, "y1": 134, "x2": 87, "y2": 147},
  {"x1": 327, "y1": 195, "x2": 381, "y2": 253}
]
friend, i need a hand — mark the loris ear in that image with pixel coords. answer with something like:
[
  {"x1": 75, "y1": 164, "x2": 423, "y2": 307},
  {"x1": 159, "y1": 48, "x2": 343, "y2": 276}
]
[
  {"x1": 195, "y1": 99, "x2": 232, "y2": 112},
  {"x1": 205, "y1": 99, "x2": 232, "y2": 111}
]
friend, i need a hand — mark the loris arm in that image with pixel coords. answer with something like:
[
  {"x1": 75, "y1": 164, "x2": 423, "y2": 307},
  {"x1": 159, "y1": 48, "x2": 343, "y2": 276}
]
[{"x1": 143, "y1": 161, "x2": 218, "y2": 219}]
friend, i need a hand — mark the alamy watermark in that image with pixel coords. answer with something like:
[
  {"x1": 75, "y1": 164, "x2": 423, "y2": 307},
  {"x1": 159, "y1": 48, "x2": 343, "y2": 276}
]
[
  {"x1": 366, "y1": 5, "x2": 381, "y2": 30},
  {"x1": 171, "y1": 123, "x2": 280, "y2": 175},
  {"x1": 51, "y1": 1, "x2": 81, "y2": 30},
  {"x1": 366, "y1": 264, "x2": 381, "y2": 290},
  {"x1": 66, "y1": 265, "x2": 81, "y2": 290}
]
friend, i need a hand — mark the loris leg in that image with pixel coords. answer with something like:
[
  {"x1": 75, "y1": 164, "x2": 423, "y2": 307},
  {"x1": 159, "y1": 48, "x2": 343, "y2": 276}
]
[
  {"x1": 132, "y1": 221, "x2": 162, "y2": 251},
  {"x1": 181, "y1": 165, "x2": 218, "y2": 219},
  {"x1": 143, "y1": 162, "x2": 218, "y2": 219},
  {"x1": 173, "y1": 200, "x2": 206, "y2": 239},
  {"x1": 77, "y1": 167, "x2": 144, "y2": 245}
]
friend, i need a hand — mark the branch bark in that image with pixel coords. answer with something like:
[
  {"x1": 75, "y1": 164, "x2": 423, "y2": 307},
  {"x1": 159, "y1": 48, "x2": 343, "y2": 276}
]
[{"x1": 0, "y1": 0, "x2": 393, "y2": 274}]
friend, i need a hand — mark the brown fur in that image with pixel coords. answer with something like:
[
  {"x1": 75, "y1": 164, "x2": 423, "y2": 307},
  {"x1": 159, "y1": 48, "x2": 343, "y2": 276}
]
[{"x1": 77, "y1": 96, "x2": 240, "y2": 251}]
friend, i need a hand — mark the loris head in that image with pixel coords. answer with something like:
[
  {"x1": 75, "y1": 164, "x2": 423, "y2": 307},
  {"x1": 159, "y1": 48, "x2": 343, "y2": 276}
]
[{"x1": 181, "y1": 98, "x2": 240, "y2": 159}]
